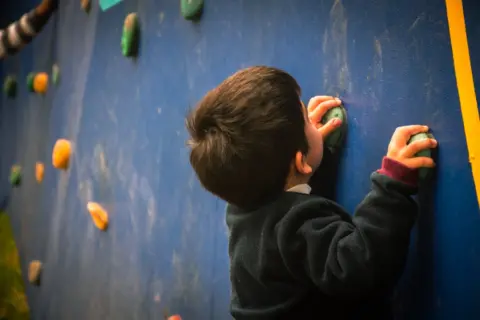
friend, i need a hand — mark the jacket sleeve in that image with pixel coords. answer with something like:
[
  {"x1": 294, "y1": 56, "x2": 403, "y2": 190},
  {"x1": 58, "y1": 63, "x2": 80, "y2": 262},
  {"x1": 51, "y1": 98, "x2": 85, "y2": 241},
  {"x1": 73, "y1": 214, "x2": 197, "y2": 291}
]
[{"x1": 276, "y1": 157, "x2": 419, "y2": 298}]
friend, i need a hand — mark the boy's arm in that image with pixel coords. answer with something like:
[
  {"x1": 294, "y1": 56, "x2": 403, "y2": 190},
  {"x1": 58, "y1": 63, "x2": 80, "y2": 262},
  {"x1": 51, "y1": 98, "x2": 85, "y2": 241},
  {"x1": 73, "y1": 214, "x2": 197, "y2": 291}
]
[
  {"x1": 278, "y1": 123, "x2": 438, "y2": 298},
  {"x1": 0, "y1": 0, "x2": 58, "y2": 60},
  {"x1": 277, "y1": 158, "x2": 419, "y2": 298}
]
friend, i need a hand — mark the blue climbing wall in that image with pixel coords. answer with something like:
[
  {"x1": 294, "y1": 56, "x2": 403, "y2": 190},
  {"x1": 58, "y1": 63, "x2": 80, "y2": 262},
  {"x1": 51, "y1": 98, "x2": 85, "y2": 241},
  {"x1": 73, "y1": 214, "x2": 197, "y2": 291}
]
[{"x1": 1, "y1": 0, "x2": 479, "y2": 319}]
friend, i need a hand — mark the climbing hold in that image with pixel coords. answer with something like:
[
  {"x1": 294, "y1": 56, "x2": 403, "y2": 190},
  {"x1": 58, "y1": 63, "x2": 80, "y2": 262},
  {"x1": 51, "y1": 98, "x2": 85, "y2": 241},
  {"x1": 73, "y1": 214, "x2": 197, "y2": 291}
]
[
  {"x1": 121, "y1": 13, "x2": 140, "y2": 58},
  {"x1": 27, "y1": 72, "x2": 36, "y2": 92},
  {"x1": 28, "y1": 260, "x2": 43, "y2": 285},
  {"x1": 407, "y1": 132, "x2": 436, "y2": 179},
  {"x1": 33, "y1": 72, "x2": 49, "y2": 94},
  {"x1": 81, "y1": 0, "x2": 91, "y2": 13},
  {"x1": 168, "y1": 315, "x2": 182, "y2": 320},
  {"x1": 181, "y1": 0, "x2": 204, "y2": 20},
  {"x1": 36, "y1": 162, "x2": 45, "y2": 183},
  {"x1": 321, "y1": 104, "x2": 347, "y2": 152},
  {"x1": 10, "y1": 165, "x2": 22, "y2": 187},
  {"x1": 87, "y1": 202, "x2": 109, "y2": 230},
  {"x1": 52, "y1": 64, "x2": 60, "y2": 85},
  {"x1": 3, "y1": 75, "x2": 17, "y2": 98},
  {"x1": 52, "y1": 139, "x2": 72, "y2": 170}
]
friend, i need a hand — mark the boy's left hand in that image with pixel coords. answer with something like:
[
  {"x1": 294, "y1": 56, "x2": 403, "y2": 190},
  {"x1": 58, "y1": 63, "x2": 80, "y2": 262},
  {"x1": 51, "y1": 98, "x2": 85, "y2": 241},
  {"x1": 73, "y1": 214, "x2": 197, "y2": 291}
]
[{"x1": 307, "y1": 96, "x2": 343, "y2": 138}]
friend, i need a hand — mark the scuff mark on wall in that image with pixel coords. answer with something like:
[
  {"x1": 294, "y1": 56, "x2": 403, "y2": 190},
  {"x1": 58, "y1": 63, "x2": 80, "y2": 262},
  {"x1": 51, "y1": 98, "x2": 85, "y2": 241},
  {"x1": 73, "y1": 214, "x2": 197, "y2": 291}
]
[
  {"x1": 322, "y1": 0, "x2": 352, "y2": 96},
  {"x1": 171, "y1": 249, "x2": 201, "y2": 304},
  {"x1": 367, "y1": 36, "x2": 385, "y2": 111},
  {"x1": 46, "y1": 2, "x2": 99, "y2": 266}
]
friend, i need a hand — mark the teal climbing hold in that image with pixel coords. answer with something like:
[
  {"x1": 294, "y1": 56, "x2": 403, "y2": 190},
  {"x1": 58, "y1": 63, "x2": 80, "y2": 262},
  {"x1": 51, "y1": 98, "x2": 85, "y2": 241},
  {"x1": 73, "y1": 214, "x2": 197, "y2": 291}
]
[
  {"x1": 3, "y1": 75, "x2": 17, "y2": 98},
  {"x1": 181, "y1": 0, "x2": 204, "y2": 20},
  {"x1": 9, "y1": 165, "x2": 22, "y2": 187},
  {"x1": 100, "y1": 0, "x2": 123, "y2": 12},
  {"x1": 121, "y1": 13, "x2": 140, "y2": 58},
  {"x1": 407, "y1": 132, "x2": 436, "y2": 180},
  {"x1": 321, "y1": 104, "x2": 347, "y2": 152}
]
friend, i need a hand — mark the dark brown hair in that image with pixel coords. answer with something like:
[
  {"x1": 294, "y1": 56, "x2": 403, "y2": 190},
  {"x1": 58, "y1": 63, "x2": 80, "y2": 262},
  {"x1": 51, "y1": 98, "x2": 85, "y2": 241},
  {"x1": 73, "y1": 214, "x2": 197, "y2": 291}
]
[{"x1": 186, "y1": 66, "x2": 308, "y2": 208}]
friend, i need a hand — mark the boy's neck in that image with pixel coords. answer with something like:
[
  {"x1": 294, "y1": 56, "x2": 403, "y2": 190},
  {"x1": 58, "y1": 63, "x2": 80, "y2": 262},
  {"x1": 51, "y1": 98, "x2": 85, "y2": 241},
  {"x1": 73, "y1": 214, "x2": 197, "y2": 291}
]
[{"x1": 285, "y1": 174, "x2": 311, "y2": 190}]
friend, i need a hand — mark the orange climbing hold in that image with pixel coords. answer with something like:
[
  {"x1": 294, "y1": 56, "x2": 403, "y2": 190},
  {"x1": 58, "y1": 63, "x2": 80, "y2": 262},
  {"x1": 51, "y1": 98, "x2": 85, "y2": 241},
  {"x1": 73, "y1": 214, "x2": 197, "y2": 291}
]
[
  {"x1": 33, "y1": 72, "x2": 49, "y2": 94},
  {"x1": 168, "y1": 316, "x2": 182, "y2": 320},
  {"x1": 87, "y1": 202, "x2": 109, "y2": 230},
  {"x1": 52, "y1": 139, "x2": 72, "y2": 170},
  {"x1": 35, "y1": 162, "x2": 45, "y2": 183}
]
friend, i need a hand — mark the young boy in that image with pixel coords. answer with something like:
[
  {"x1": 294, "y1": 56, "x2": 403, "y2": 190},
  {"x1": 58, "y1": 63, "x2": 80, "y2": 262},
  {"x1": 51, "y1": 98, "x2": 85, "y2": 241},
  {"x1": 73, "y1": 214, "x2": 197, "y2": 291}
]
[
  {"x1": 186, "y1": 66, "x2": 437, "y2": 319},
  {"x1": 0, "y1": 0, "x2": 58, "y2": 60}
]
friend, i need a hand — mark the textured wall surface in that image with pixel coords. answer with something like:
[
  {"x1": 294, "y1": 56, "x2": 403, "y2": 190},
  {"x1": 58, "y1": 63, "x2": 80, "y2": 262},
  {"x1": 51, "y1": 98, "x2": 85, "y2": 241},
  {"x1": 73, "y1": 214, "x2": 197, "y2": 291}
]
[{"x1": 0, "y1": 0, "x2": 478, "y2": 319}]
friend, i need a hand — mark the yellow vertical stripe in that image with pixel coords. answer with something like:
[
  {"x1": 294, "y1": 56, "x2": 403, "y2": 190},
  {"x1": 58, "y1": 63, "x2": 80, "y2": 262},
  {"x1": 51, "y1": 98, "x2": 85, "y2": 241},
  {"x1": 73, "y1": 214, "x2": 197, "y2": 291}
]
[{"x1": 445, "y1": 0, "x2": 480, "y2": 206}]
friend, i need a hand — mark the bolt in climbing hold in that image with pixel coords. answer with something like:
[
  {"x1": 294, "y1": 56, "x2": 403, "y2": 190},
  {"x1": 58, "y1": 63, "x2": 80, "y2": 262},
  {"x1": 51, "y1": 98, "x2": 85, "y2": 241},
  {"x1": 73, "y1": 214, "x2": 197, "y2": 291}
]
[
  {"x1": 81, "y1": 0, "x2": 91, "y2": 13},
  {"x1": 10, "y1": 165, "x2": 22, "y2": 187},
  {"x1": 87, "y1": 202, "x2": 109, "y2": 230},
  {"x1": 36, "y1": 162, "x2": 45, "y2": 183},
  {"x1": 321, "y1": 104, "x2": 348, "y2": 152},
  {"x1": 52, "y1": 139, "x2": 72, "y2": 170},
  {"x1": 121, "y1": 13, "x2": 140, "y2": 58},
  {"x1": 28, "y1": 260, "x2": 43, "y2": 286},
  {"x1": 52, "y1": 64, "x2": 60, "y2": 85},
  {"x1": 3, "y1": 75, "x2": 17, "y2": 98},
  {"x1": 181, "y1": 0, "x2": 204, "y2": 20},
  {"x1": 407, "y1": 132, "x2": 436, "y2": 180},
  {"x1": 33, "y1": 72, "x2": 49, "y2": 94}
]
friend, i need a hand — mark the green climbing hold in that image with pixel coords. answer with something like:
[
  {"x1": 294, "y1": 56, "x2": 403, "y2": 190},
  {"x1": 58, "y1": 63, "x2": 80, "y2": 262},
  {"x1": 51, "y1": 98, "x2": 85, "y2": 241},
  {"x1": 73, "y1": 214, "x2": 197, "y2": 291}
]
[
  {"x1": 3, "y1": 75, "x2": 17, "y2": 98},
  {"x1": 407, "y1": 132, "x2": 436, "y2": 180},
  {"x1": 27, "y1": 72, "x2": 36, "y2": 92},
  {"x1": 9, "y1": 165, "x2": 22, "y2": 187},
  {"x1": 52, "y1": 64, "x2": 60, "y2": 85},
  {"x1": 321, "y1": 104, "x2": 347, "y2": 152},
  {"x1": 181, "y1": 0, "x2": 204, "y2": 20},
  {"x1": 121, "y1": 13, "x2": 140, "y2": 58}
]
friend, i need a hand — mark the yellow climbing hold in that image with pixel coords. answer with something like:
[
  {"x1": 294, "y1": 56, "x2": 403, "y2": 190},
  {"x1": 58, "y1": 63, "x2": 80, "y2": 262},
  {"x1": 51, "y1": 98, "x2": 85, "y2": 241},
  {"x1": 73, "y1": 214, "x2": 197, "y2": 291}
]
[
  {"x1": 35, "y1": 162, "x2": 45, "y2": 183},
  {"x1": 52, "y1": 139, "x2": 72, "y2": 170},
  {"x1": 87, "y1": 202, "x2": 109, "y2": 230}
]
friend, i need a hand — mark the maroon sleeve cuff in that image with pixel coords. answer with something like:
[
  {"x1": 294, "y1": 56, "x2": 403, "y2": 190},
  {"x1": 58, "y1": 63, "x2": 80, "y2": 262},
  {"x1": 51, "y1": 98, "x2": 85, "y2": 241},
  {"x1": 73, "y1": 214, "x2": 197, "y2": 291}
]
[{"x1": 377, "y1": 157, "x2": 418, "y2": 187}]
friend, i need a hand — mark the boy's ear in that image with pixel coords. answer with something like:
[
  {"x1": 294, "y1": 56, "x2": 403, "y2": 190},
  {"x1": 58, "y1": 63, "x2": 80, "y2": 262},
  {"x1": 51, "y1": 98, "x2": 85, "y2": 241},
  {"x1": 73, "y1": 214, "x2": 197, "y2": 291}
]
[{"x1": 295, "y1": 151, "x2": 312, "y2": 175}]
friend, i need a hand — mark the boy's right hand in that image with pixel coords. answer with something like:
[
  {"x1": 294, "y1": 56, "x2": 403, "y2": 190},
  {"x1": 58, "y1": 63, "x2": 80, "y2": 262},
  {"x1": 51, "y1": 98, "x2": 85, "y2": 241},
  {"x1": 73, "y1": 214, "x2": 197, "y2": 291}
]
[{"x1": 386, "y1": 125, "x2": 437, "y2": 169}]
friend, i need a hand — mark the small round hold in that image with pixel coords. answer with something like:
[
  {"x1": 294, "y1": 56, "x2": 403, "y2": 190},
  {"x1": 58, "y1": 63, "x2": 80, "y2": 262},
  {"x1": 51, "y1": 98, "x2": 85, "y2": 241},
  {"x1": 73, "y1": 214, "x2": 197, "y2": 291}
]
[
  {"x1": 321, "y1": 104, "x2": 347, "y2": 152},
  {"x1": 10, "y1": 165, "x2": 22, "y2": 187},
  {"x1": 3, "y1": 75, "x2": 17, "y2": 98},
  {"x1": 28, "y1": 260, "x2": 43, "y2": 286},
  {"x1": 33, "y1": 72, "x2": 49, "y2": 94},
  {"x1": 81, "y1": 0, "x2": 91, "y2": 12},
  {"x1": 36, "y1": 162, "x2": 45, "y2": 183},
  {"x1": 27, "y1": 72, "x2": 36, "y2": 92},
  {"x1": 52, "y1": 139, "x2": 72, "y2": 170},
  {"x1": 407, "y1": 132, "x2": 436, "y2": 180},
  {"x1": 121, "y1": 13, "x2": 140, "y2": 58},
  {"x1": 168, "y1": 315, "x2": 182, "y2": 320},
  {"x1": 87, "y1": 202, "x2": 109, "y2": 230},
  {"x1": 181, "y1": 0, "x2": 204, "y2": 20},
  {"x1": 52, "y1": 64, "x2": 60, "y2": 85}
]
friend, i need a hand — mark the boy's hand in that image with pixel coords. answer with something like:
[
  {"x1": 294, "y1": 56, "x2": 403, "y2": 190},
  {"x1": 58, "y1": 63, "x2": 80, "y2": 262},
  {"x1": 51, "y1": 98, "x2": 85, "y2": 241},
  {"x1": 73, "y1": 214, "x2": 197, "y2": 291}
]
[
  {"x1": 387, "y1": 125, "x2": 437, "y2": 169},
  {"x1": 307, "y1": 96, "x2": 343, "y2": 138}
]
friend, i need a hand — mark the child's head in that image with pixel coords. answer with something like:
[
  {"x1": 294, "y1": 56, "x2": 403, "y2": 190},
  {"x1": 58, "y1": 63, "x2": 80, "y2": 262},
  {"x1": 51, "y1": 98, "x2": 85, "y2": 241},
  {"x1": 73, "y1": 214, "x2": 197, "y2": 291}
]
[{"x1": 186, "y1": 66, "x2": 324, "y2": 208}]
